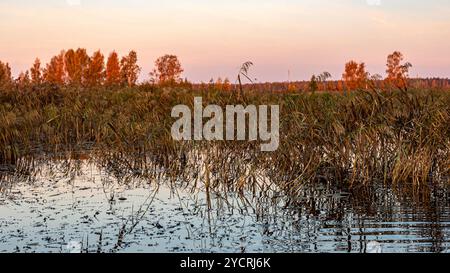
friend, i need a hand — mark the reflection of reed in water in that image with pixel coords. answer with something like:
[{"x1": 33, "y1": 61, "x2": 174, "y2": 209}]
[{"x1": 0, "y1": 150, "x2": 448, "y2": 252}]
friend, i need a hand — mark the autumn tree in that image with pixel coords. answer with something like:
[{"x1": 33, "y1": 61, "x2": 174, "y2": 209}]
[
  {"x1": 223, "y1": 78, "x2": 231, "y2": 91},
  {"x1": 85, "y1": 50, "x2": 105, "y2": 86},
  {"x1": 30, "y1": 58, "x2": 42, "y2": 85},
  {"x1": 64, "y1": 49, "x2": 77, "y2": 84},
  {"x1": 64, "y1": 48, "x2": 90, "y2": 85},
  {"x1": 0, "y1": 61, "x2": 13, "y2": 87},
  {"x1": 215, "y1": 77, "x2": 224, "y2": 90},
  {"x1": 150, "y1": 54, "x2": 183, "y2": 85},
  {"x1": 386, "y1": 51, "x2": 412, "y2": 89},
  {"x1": 342, "y1": 61, "x2": 369, "y2": 90},
  {"x1": 337, "y1": 80, "x2": 344, "y2": 92},
  {"x1": 105, "y1": 51, "x2": 121, "y2": 86},
  {"x1": 213, "y1": 77, "x2": 231, "y2": 91},
  {"x1": 287, "y1": 82, "x2": 297, "y2": 92},
  {"x1": 120, "y1": 50, "x2": 141, "y2": 87},
  {"x1": 44, "y1": 51, "x2": 66, "y2": 85}
]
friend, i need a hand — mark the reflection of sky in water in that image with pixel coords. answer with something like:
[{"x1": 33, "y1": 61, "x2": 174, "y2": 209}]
[{"x1": 0, "y1": 163, "x2": 449, "y2": 253}]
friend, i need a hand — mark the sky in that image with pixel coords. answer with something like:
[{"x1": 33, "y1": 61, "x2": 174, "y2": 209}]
[{"x1": 0, "y1": 0, "x2": 449, "y2": 82}]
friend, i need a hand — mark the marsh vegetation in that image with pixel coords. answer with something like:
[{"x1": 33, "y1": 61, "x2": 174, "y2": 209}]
[{"x1": 1, "y1": 85, "x2": 449, "y2": 188}]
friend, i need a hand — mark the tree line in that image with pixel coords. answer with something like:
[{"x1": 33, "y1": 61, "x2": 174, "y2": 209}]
[
  {"x1": 0, "y1": 49, "x2": 184, "y2": 88},
  {"x1": 1, "y1": 50, "x2": 449, "y2": 91}
]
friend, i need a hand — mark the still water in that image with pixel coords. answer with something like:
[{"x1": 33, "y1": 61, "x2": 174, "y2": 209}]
[{"x1": 0, "y1": 161, "x2": 449, "y2": 253}]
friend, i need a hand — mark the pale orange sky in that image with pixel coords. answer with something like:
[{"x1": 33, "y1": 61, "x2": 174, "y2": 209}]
[{"x1": 0, "y1": 0, "x2": 449, "y2": 82}]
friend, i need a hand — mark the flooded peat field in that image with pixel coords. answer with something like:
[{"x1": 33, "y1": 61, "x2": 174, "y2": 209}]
[{"x1": 0, "y1": 160, "x2": 449, "y2": 253}]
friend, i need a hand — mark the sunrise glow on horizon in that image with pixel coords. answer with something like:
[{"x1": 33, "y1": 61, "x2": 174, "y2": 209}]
[{"x1": 1, "y1": 0, "x2": 449, "y2": 82}]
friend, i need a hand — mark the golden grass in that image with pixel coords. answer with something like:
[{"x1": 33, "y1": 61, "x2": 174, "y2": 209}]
[{"x1": 0, "y1": 84, "x2": 449, "y2": 191}]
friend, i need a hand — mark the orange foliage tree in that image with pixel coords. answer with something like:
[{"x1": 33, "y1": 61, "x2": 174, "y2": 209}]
[
  {"x1": 386, "y1": 51, "x2": 412, "y2": 89},
  {"x1": 214, "y1": 77, "x2": 224, "y2": 90},
  {"x1": 120, "y1": 50, "x2": 141, "y2": 87},
  {"x1": 44, "y1": 51, "x2": 66, "y2": 85},
  {"x1": 0, "y1": 60, "x2": 13, "y2": 87},
  {"x1": 105, "y1": 51, "x2": 121, "y2": 86},
  {"x1": 64, "y1": 48, "x2": 90, "y2": 86},
  {"x1": 342, "y1": 61, "x2": 369, "y2": 90},
  {"x1": 337, "y1": 80, "x2": 344, "y2": 92},
  {"x1": 85, "y1": 50, "x2": 105, "y2": 86},
  {"x1": 150, "y1": 54, "x2": 183, "y2": 85},
  {"x1": 212, "y1": 77, "x2": 231, "y2": 91},
  {"x1": 223, "y1": 78, "x2": 231, "y2": 91}
]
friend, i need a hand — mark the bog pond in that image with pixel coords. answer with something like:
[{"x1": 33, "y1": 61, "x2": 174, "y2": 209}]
[{"x1": 0, "y1": 160, "x2": 449, "y2": 253}]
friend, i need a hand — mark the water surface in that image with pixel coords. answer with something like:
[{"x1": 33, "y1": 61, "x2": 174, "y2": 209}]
[{"x1": 0, "y1": 162, "x2": 449, "y2": 253}]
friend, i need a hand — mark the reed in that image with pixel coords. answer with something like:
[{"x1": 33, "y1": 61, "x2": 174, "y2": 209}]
[{"x1": 0, "y1": 84, "x2": 449, "y2": 191}]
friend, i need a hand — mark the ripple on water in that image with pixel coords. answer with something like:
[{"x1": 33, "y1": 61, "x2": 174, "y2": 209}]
[{"x1": 0, "y1": 163, "x2": 449, "y2": 253}]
